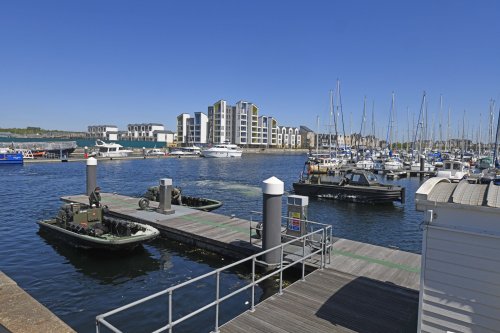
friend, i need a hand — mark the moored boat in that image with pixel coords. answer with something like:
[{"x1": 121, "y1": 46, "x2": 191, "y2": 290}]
[
  {"x1": 38, "y1": 203, "x2": 159, "y2": 251},
  {"x1": 293, "y1": 170, "x2": 405, "y2": 204},
  {"x1": 94, "y1": 139, "x2": 133, "y2": 158},
  {"x1": 144, "y1": 186, "x2": 223, "y2": 211},
  {"x1": 0, "y1": 148, "x2": 23, "y2": 165},
  {"x1": 201, "y1": 143, "x2": 242, "y2": 158},
  {"x1": 169, "y1": 146, "x2": 202, "y2": 156}
]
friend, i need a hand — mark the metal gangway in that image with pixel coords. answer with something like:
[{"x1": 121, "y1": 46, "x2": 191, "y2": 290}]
[{"x1": 95, "y1": 215, "x2": 333, "y2": 333}]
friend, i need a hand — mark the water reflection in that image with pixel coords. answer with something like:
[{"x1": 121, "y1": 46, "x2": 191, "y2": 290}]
[{"x1": 38, "y1": 231, "x2": 160, "y2": 284}]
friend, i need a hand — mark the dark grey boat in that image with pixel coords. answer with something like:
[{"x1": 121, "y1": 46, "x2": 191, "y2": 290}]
[
  {"x1": 38, "y1": 203, "x2": 159, "y2": 251},
  {"x1": 144, "y1": 186, "x2": 223, "y2": 211},
  {"x1": 293, "y1": 170, "x2": 405, "y2": 204}
]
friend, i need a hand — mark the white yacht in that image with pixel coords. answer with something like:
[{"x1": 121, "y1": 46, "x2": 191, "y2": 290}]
[
  {"x1": 356, "y1": 158, "x2": 374, "y2": 170},
  {"x1": 201, "y1": 143, "x2": 242, "y2": 158},
  {"x1": 169, "y1": 146, "x2": 202, "y2": 156},
  {"x1": 410, "y1": 160, "x2": 435, "y2": 172},
  {"x1": 436, "y1": 160, "x2": 470, "y2": 182},
  {"x1": 94, "y1": 140, "x2": 133, "y2": 158},
  {"x1": 384, "y1": 158, "x2": 404, "y2": 171},
  {"x1": 146, "y1": 148, "x2": 165, "y2": 156}
]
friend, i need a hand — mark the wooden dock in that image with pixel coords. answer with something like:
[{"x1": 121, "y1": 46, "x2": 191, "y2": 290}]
[
  {"x1": 62, "y1": 193, "x2": 421, "y2": 332},
  {"x1": 220, "y1": 238, "x2": 420, "y2": 333}
]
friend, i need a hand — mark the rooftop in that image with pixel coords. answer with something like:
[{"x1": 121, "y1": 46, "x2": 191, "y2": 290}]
[{"x1": 415, "y1": 178, "x2": 500, "y2": 211}]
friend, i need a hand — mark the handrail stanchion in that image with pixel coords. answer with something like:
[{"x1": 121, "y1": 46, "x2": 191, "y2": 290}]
[
  {"x1": 168, "y1": 290, "x2": 173, "y2": 333},
  {"x1": 96, "y1": 320, "x2": 100, "y2": 333},
  {"x1": 279, "y1": 245, "x2": 284, "y2": 295},
  {"x1": 321, "y1": 228, "x2": 325, "y2": 269},
  {"x1": 251, "y1": 256, "x2": 256, "y2": 312},
  {"x1": 215, "y1": 271, "x2": 220, "y2": 333},
  {"x1": 302, "y1": 234, "x2": 306, "y2": 280}
]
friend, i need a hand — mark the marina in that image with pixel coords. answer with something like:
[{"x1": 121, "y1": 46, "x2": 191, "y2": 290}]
[{"x1": 0, "y1": 154, "x2": 425, "y2": 332}]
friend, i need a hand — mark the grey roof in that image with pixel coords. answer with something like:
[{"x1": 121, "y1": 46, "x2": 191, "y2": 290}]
[{"x1": 416, "y1": 178, "x2": 500, "y2": 209}]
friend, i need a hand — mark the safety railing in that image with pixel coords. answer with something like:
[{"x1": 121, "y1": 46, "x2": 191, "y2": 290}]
[
  {"x1": 96, "y1": 223, "x2": 332, "y2": 333},
  {"x1": 249, "y1": 211, "x2": 333, "y2": 265}
]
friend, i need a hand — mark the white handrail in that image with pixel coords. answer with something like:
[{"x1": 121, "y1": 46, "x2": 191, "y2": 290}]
[{"x1": 96, "y1": 225, "x2": 332, "y2": 333}]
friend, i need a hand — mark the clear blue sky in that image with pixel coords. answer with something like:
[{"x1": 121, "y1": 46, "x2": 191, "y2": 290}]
[{"x1": 1, "y1": 1, "x2": 499, "y2": 141}]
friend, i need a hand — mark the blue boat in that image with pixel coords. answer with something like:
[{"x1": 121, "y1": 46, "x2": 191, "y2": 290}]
[{"x1": 0, "y1": 151, "x2": 24, "y2": 165}]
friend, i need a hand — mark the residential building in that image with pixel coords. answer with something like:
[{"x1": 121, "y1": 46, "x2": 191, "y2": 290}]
[
  {"x1": 126, "y1": 123, "x2": 166, "y2": 142},
  {"x1": 176, "y1": 112, "x2": 208, "y2": 145},
  {"x1": 207, "y1": 100, "x2": 234, "y2": 144},
  {"x1": 278, "y1": 126, "x2": 301, "y2": 148},
  {"x1": 87, "y1": 125, "x2": 119, "y2": 141}
]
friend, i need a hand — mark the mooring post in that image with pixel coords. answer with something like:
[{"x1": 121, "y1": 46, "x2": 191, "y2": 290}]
[
  {"x1": 143, "y1": 147, "x2": 146, "y2": 157},
  {"x1": 86, "y1": 157, "x2": 97, "y2": 195},
  {"x1": 262, "y1": 176, "x2": 284, "y2": 266},
  {"x1": 157, "y1": 178, "x2": 175, "y2": 214},
  {"x1": 420, "y1": 154, "x2": 425, "y2": 172},
  {"x1": 84, "y1": 146, "x2": 88, "y2": 159}
]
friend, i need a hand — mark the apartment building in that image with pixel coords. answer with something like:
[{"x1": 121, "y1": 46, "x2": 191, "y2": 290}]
[
  {"x1": 176, "y1": 112, "x2": 208, "y2": 145},
  {"x1": 87, "y1": 125, "x2": 119, "y2": 141}
]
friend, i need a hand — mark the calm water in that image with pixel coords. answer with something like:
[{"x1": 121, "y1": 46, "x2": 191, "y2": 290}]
[{"x1": 0, "y1": 154, "x2": 425, "y2": 332}]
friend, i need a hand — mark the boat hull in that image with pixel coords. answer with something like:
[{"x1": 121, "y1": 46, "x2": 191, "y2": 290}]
[
  {"x1": 202, "y1": 151, "x2": 242, "y2": 158},
  {"x1": 292, "y1": 182, "x2": 405, "y2": 204},
  {"x1": 37, "y1": 220, "x2": 159, "y2": 251},
  {"x1": 0, "y1": 153, "x2": 24, "y2": 165}
]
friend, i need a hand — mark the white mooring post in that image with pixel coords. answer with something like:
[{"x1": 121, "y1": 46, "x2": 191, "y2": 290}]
[
  {"x1": 86, "y1": 157, "x2": 97, "y2": 196},
  {"x1": 262, "y1": 176, "x2": 284, "y2": 266}
]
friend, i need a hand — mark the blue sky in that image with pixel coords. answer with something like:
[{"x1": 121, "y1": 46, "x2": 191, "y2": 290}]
[{"x1": 1, "y1": 1, "x2": 499, "y2": 141}]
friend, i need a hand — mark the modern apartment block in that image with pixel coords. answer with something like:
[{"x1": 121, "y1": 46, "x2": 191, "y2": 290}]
[
  {"x1": 125, "y1": 123, "x2": 168, "y2": 142},
  {"x1": 176, "y1": 112, "x2": 208, "y2": 145},
  {"x1": 87, "y1": 125, "x2": 119, "y2": 141},
  {"x1": 207, "y1": 100, "x2": 234, "y2": 144},
  {"x1": 178, "y1": 99, "x2": 300, "y2": 148},
  {"x1": 278, "y1": 126, "x2": 301, "y2": 148}
]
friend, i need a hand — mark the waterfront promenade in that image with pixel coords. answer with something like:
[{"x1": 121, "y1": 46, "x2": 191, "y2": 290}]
[{"x1": 0, "y1": 271, "x2": 75, "y2": 333}]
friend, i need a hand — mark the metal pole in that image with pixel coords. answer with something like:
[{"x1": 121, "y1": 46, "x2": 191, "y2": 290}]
[
  {"x1": 251, "y1": 257, "x2": 255, "y2": 312},
  {"x1": 279, "y1": 245, "x2": 284, "y2": 295},
  {"x1": 215, "y1": 271, "x2": 220, "y2": 333},
  {"x1": 86, "y1": 157, "x2": 97, "y2": 196},
  {"x1": 168, "y1": 290, "x2": 173, "y2": 333},
  {"x1": 302, "y1": 236, "x2": 306, "y2": 281},
  {"x1": 262, "y1": 176, "x2": 284, "y2": 266}
]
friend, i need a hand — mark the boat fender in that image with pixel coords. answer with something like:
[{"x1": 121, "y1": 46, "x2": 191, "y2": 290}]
[{"x1": 138, "y1": 198, "x2": 150, "y2": 210}]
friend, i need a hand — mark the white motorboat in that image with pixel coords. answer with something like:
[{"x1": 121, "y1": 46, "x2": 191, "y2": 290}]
[
  {"x1": 410, "y1": 160, "x2": 435, "y2": 172},
  {"x1": 436, "y1": 160, "x2": 470, "y2": 182},
  {"x1": 94, "y1": 140, "x2": 133, "y2": 158},
  {"x1": 169, "y1": 146, "x2": 202, "y2": 156},
  {"x1": 356, "y1": 158, "x2": 374, "y2": 170},
  {"x1": 146, "y1": 148, "x2": 165, "y2": 156},
  {"x1": 201, "y1": 144, "x2": 242, "y2": 158},
  {"x1": 384, "y1": 158, "x2": 404, "y2": 171}
]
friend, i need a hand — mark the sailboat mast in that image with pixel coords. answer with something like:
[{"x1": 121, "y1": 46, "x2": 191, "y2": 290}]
[
  {"x1": 329, "y1": 90, "x2": 333, "y2": 156},
  {"x1": 494, "y1": 106, "x2": 500, "y2": 167}
]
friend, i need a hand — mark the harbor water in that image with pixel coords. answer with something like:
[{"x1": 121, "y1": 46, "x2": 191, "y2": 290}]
[{"x1": 0, "y1": 154, "x2": 424, "y2": 332}]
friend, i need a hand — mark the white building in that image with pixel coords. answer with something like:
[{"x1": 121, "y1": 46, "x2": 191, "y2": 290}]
[
  {"x1": 176, "y1": 112, "x2": 208, "y2": 145},
  {"x1": 277, "y1": 126, "x2": 301, "y2": 148},
  {"x1": 208, "y1": 100, "x2": 233, "y2": 144},
  {"x1": 127, "y1": 123, "x2": 166, "y2": 141},
  {"x1": 87, "y1": 125, "x2": 119, "y2": 141},
  {"x1": 415, "y1": 178, "x2": 500, "y2": 332}
]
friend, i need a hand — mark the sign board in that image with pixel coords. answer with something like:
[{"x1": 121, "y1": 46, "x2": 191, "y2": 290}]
[{"x1": 288, "y1": 212, "x2": 301, "y2": 232}]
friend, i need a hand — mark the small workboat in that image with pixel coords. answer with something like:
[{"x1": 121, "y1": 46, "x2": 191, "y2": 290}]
[
  {"x1": 38, "y1": 203, "x2": 159, "y2": 251},
  {"x1": 143, "y1": 186, "x2": 223, "y2": 211},
  {"x1": 293, "y1": 170, "x2": 405, "y2": 204}
]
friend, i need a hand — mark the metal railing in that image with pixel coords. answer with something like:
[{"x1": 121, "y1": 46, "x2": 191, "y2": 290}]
[
  {"x1": 96, "y1": 221, "x2": 332, "y2": 333},
  {"x1": 249, "y1": 211, "x2": 333, "y2": 265}
]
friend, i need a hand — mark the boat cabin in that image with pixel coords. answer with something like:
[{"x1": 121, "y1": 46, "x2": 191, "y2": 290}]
[{"x1": 343, "y1": 171, "x2": 380, "y2": 186}]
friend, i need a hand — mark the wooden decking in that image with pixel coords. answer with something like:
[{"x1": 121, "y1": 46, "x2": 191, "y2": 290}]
[
  {"x1": 61, "y1": 193, "x2": 262, "y2": 258},
  {"x1": 220, "y1": 268, "x2": 418, "y2": 333},
  {"x1": 62, "y1": 193, "x2": 421, "y2": 332}
]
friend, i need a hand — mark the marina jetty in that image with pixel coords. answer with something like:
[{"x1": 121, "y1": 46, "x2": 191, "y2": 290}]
[
  {"x1": 0, "y1": 271, "x2": 75, "y2": 333},
  {"x1": 65, "y1": 160, "x2": 421, "y2": 332}
]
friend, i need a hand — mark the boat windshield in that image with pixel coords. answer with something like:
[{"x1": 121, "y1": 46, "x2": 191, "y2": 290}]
[{"x1": 366, "y1": 172, "x2": 378, "y2": 182}]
